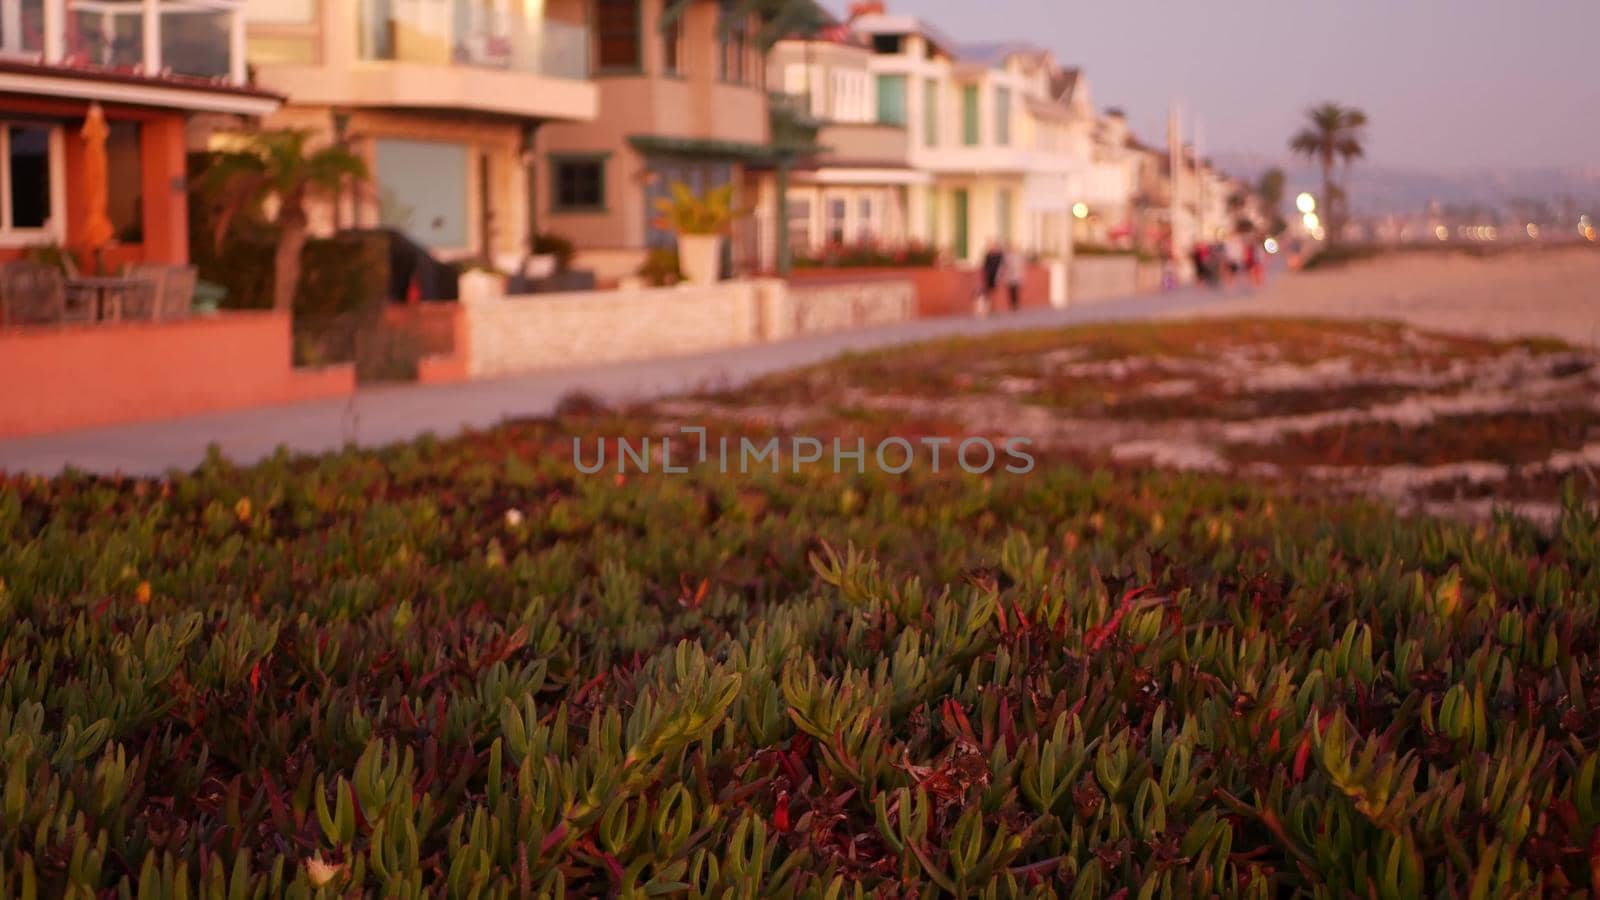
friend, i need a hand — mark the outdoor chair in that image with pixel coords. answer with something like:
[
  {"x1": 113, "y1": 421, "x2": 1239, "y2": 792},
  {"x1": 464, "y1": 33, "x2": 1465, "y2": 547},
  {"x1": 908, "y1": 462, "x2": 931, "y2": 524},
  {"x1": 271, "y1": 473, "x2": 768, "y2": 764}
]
[
  {"x1": 125, "y1": 263, "x2": 198, "y2": 321},
  {"x1": 0, "y1": 260, "x2": 66, "y2": 326}
]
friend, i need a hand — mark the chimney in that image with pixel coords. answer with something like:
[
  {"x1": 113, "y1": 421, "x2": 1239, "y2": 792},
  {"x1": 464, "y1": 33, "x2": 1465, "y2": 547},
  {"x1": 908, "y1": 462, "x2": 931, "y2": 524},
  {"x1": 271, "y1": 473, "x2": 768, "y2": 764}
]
[{"x1": 849, "y1": 1, "x2": 885, "y2": 20}]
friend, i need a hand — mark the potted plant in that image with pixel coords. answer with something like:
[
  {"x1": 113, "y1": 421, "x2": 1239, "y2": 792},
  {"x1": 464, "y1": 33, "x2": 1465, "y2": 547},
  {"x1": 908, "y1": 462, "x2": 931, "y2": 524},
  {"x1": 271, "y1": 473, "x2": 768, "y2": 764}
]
[{"x1": 652, "y1": 182, "x2": 740, "y2": 286}]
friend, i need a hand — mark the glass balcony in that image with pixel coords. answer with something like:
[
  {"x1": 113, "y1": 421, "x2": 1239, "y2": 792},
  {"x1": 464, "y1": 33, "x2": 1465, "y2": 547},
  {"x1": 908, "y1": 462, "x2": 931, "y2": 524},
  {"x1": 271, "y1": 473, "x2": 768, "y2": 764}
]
[
  {"x1": 358, "y1": 0, "x2": 590, "y2": 81},
  {"x1": 39, "y1": 0, "x2": 241, "y2": 82},
  {"x1": 0, "y1": 0, "x2": 47, "y2": 57}
]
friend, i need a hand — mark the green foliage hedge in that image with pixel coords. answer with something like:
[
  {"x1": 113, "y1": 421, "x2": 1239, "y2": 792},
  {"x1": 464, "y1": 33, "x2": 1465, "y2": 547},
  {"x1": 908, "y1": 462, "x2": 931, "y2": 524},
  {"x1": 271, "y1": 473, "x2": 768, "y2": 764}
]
[
  {"x1": 186, "y1": 153, "x2": 390, "y2": 319},
  {"x1": 1, "y1": 423, "x2": 1599, "y2": 896}
]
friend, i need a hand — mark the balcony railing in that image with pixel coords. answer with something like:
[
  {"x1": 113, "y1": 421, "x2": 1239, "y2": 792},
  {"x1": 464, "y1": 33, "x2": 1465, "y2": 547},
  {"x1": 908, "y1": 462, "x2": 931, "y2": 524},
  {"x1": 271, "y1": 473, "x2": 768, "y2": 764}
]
[
  {"x1": 1, "y1": 0, "x2": 245, "y2": 84},
  {"x1": 357, "y1": 0, "x2": 590, "y2": 81}
]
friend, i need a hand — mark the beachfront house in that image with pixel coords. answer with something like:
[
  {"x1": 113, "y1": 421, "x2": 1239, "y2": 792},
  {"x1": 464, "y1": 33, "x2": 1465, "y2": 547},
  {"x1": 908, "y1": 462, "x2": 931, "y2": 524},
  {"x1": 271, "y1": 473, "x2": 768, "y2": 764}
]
[
  {"x1": 244, "y1": 0, "x2": 600, "y2": 266},
  {"x1": 0, "y1": 0, "x2": 278, "y2": 269}
]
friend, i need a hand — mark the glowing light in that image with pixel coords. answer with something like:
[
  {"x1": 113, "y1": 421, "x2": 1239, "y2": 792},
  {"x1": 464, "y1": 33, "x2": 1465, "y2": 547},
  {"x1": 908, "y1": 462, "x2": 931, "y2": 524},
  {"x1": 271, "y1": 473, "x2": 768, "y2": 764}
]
[
  {"x1": 1302, "y1": 211, "x2": 1320, "y2": 231},
  {"x1": 1072, "y1": 202, "x2": 1089, "y2": 219},
  {"x1": 1586, "y1": 225, "x2": 1597, "y2": 242},
  {"x1": 1310, "y1": 226, "x2": 1327, "y2": 241},
  {"x1": 1295, "y1": 192, "x2": 1316, "y2": 214},
  {"x1": 1485, "y1": 226, "x2": 1498, "y2": 241},
  {"x1": 1435, "y1": 225, "x2": 1448, "y2": 241},
  {"x1": 1526, "y1": 223, "x2": 1539, "y2": 239},
  {"x1": 1263, "y1": 237, "x2": 1279, "y2": 254}
]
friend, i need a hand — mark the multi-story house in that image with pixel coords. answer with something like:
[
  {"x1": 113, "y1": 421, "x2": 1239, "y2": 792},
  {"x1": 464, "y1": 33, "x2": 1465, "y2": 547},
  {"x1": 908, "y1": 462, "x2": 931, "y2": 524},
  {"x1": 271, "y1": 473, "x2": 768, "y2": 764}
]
[
  {"x1": 533, "y1": 0, "x2": 774, "y2": 281},
  {"x1": 245, "y1": 0, "x2": 598, "y2": 264},
  {"x1": 755, "y1": 24, "x2": 922, "y2": 268},
  {"x1": 0, "y1": 0, "x2": 277, "y2": 266},
  {"x1": 1076, "y1": 108, "x2": 1139, "y2": 247},
  {"x1": 848, "y1": 8, "x2": 1086, "y2": 265}
]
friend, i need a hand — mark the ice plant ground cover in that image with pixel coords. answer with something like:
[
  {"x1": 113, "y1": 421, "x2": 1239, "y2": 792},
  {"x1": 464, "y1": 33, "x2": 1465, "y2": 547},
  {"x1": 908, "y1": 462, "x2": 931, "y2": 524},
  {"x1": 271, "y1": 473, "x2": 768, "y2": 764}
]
[{"x1": 2, "y1": 319, "x2": 1600, "y2": 896}]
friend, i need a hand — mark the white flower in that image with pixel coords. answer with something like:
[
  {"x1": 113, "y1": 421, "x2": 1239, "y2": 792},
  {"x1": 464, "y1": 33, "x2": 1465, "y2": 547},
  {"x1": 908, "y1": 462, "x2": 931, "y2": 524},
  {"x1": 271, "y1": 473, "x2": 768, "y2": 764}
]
[{"x1": 306, "y1": 854, "x2": 342, "y2": 887}]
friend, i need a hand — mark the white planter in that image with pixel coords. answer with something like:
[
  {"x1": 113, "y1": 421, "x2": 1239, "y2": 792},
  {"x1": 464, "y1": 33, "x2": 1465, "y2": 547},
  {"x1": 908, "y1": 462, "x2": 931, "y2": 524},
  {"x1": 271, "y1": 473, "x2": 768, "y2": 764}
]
[
  {"x1": 459, "y1": 270, "x2": 507, "y2": 305},
  {"x1": 525, "y1": 254, "x2": 558, "y2": 280},
  {"x1": 677, "y1": 234, "x2": 722, "y2": 286}
]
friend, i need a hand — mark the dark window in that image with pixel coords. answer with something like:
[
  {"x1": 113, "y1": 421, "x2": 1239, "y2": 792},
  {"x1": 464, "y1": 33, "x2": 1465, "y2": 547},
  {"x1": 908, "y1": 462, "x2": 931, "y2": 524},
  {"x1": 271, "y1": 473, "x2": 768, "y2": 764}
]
[
  {"x1": 662, "y1": 18, "x2": 680, "y2": 75},
  {"x1": 718, "y1": 0, "x2": 747, "y2": 83},
  {"x1": 594, "y1": 0, "x2": 639, "y2": 71},
  {"x1": 552, "y1": 157, "x2": 605, "y2": 211},
  {"x1": 871, "y1": 34, "x2": 901, "y2": 54},
  {"x1": 8, "y1": 125, "x2": 50, "y2": 230}
]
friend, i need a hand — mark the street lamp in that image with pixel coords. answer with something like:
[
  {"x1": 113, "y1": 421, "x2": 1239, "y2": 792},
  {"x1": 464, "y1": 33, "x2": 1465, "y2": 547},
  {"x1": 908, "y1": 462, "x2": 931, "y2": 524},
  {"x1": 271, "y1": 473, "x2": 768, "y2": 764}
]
[
  {"x1": 1072, "y1": 202, "x2": 1089, "y2": 220},
  {"x1": 1302, "y1": 211, "x2": 1320, "y2": 231},
  {"x1": 1296, "y1": 192, "x2": 1316, "y2": 214}
]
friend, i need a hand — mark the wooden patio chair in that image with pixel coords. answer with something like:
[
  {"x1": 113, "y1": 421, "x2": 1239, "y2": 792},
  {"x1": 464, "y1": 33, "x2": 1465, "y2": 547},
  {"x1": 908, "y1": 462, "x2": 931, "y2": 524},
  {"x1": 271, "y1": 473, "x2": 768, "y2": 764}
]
[
  {"x1": 123, "y1": 263, "x2": 198, "y2": 321},
  {"x1": 0, "y1": 261, "x2": 66, "y2": 326}
]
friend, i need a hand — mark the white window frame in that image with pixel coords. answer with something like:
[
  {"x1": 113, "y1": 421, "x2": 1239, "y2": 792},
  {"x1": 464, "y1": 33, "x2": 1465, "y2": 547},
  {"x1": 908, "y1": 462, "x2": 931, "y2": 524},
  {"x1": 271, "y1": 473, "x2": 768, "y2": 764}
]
[{"x1": 0, "y1": 122, "x2": 65, "y2": 246}]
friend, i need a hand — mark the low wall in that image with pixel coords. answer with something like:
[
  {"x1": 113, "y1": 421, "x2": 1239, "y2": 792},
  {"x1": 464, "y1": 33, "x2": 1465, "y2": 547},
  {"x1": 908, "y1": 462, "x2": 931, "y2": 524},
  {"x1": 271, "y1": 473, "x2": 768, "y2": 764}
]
[
  {"x1": 0, "y1": 311, "x2": 354, "y2": 439},
  {"x1": 1070, "y1": 255, "x2": 1142, "y2": 303},
  {"x1": 463, "y1": 282, "x2": 761, "y2": 379},
  {"x1": 789, "y1": 265, "x2": 1053, "y2": 319},
  {"x1": 768, "y1": 273, "x2": 917, "y2": 341},
  {"x1": 459, "y1": 274, "x2": 918, "y2": 379}
]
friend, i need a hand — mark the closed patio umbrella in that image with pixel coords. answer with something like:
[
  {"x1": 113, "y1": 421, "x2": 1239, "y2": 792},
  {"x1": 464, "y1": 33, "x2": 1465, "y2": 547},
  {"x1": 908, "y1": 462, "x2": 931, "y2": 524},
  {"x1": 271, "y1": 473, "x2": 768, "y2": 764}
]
[{"x1": 80, "y1": 102, "x2": 115, "y2": 272}]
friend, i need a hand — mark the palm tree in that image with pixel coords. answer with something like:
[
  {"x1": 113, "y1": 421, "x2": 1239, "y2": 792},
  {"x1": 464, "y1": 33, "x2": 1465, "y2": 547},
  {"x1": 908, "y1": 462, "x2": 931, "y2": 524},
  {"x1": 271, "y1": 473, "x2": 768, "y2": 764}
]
[
  {"x1": 1289, "y1": 103, "x2": 1367, "y2": 241},
  {"x1": 199, "y1": 129, "x2": 368, "y2": 313},
  {"x1": 1257, "y1": 167, "x2": 1287, "y2": 235}
]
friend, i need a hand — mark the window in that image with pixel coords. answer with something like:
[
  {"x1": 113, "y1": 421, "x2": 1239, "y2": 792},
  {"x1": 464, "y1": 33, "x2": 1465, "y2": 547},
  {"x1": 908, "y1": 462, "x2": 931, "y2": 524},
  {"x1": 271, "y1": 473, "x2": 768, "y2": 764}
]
[
  {"x1": 876, "y1": 74, "x2": 906, "y2": 126},
  {"x1": 594, "y1": 0, "x2": 640, "y2": 71},
  {"x1": 826, "y1": 197, "x2": 846, "y2": 244},
  {"x1": 961, "y1": 84, "x2": 980, "y2": 146},
  {"x1": 662, "y1": 16, "x2": 681, "y2": 75},
  {"x1": 551, "y1": 156, "x2": 606, "y2": 211},
  {"x1": 375, "y1": 139, "x2": 470, "y2": 250},
  {"x1": 2, "y1": 124, "x2": 52, "y2": 235},
  {"x1": 922, "y1": 78, "x2": 938, "y2": 147},
  {"x1": 856, "y1": 195, "x2": 875, "y2": 241},
  {"x1": 718, "y1": 0, "x2": 748, "y2": 83},
  {"x1": 787, "y1": 197, "x2": 813, "y2": 250},
  {"x1": 994, "y1": 87, "x2": 1011, "y2": 146},
  {"x1": 871, "y1": 34, "x2": 902, "y2": 55}
]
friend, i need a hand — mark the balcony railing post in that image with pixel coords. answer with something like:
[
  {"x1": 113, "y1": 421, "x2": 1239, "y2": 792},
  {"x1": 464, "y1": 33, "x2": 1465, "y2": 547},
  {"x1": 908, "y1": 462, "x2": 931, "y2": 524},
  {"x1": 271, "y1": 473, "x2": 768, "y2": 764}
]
[
  {"x1": 142, "y1": 0, "x2": 160, "y2": 73},
  {"x1": 42, "y1": 0, "x2": 63, "y2": 63}
]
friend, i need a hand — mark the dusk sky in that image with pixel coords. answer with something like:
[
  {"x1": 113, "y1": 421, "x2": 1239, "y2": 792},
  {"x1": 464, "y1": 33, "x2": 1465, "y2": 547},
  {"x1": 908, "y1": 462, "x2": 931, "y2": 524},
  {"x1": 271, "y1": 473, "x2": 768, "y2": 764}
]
[{"x1": 833, "y1": 0, "x2": 1600, "y2": 173}]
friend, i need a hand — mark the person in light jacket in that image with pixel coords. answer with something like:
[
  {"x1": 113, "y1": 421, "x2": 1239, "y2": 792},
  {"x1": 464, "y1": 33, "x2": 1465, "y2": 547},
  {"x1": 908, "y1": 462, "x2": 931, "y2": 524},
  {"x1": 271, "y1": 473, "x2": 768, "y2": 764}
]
[{"x1": 1003, "y1": 247, "x2": 1025, "y2": 311}]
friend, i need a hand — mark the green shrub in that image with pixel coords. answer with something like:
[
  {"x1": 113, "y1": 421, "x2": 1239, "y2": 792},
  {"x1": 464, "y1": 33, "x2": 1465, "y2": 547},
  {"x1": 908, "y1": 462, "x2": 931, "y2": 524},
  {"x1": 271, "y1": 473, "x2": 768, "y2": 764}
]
[
  {"x1": 534, "y1": 232, "x2": 578, "y2": 271},
  {"x1": 638, "y1": 248, "x2": 684, "y2": 286},
  {"x1": 0, "y1": 418, "x2": 1597, "y2": 896}
]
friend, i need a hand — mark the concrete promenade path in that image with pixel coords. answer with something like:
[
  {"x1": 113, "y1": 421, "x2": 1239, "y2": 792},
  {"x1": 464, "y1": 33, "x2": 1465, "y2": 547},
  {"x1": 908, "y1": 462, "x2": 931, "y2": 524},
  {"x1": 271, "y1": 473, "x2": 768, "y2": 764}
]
[{"x1": 0, "y1": 287, "x2": 1225, "y2": 476}]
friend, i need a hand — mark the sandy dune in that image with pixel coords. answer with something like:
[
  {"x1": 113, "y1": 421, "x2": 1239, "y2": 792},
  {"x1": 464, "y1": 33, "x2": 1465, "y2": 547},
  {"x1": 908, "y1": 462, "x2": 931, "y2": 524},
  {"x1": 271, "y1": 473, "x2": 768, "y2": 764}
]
[{"x1": 1168, "y1": 247, "x2": 1600, "y2": 346}]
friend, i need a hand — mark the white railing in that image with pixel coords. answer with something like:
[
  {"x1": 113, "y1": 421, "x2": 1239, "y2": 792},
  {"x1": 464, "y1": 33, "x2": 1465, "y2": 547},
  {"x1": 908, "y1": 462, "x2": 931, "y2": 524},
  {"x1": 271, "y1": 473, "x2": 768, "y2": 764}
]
[
  {"x1": 357, "y1": 0, "x2": 590, "y2": 81},
  {"x1": 13, "y1": 0, "x2": 246, "y2": 84}
]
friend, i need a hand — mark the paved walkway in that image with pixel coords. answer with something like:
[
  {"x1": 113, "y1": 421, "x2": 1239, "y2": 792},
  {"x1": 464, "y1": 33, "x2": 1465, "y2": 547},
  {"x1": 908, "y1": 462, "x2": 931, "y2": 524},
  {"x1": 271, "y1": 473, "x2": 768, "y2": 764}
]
[{"x1": 0, "y1": 287, "x2": 1226, "y2": 476}]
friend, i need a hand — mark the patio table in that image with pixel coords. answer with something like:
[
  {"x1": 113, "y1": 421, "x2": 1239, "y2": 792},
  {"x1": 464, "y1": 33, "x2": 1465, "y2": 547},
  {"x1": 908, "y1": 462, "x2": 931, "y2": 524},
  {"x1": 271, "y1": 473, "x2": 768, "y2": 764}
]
[{"x1": 66, "y1": 276, "x2": 156, "y2": 322}]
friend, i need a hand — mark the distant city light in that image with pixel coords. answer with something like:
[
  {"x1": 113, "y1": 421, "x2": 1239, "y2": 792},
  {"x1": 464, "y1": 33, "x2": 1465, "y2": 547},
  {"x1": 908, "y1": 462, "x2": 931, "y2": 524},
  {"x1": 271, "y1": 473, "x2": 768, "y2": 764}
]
[
  {"x1": 1302, "y1": 211, "x2": 1320, "y2": 230},
  {"x1": 1310, "y1": 226, "x2": 1327, "y2": 241},
  {"x1": 1263, "y1": 237, "x2": 1279, "y2": 254},
  {"x1": 1072, "y1": 202, "x2": 1090, "y2": 219},
  {"x1": 1435, "y1": 225, "x2": 1449, "y2": 241},
  {"x1": 1485, "y1": 226, "x2": 1498, "y2": 241},
  {"x1": 1295, "y1": 193, "x2": 1316, "y2": 214},
  {"x1": 1526, "y1": 223, "x2": 1540, "y2": 239}
]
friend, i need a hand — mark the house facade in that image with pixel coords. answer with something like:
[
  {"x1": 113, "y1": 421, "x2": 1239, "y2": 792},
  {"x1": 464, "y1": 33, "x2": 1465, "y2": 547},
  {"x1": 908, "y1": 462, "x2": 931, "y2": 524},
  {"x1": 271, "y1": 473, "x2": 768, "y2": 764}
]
[
  {"x1": 0, "y1": 0, "x2": 278, "y2": 267},
  {"x1": 754, "y1": 29, "x2": 922, "y2": 269},
  {"x1": 245, "y1": 0, "x2": 599, "y2": 265},
  {"x1": 534, "y1": 0, "x2": 773, "y2": 282},
  {"x1": 849, "y1": 12, "x2": 1086, "y2": 265}
]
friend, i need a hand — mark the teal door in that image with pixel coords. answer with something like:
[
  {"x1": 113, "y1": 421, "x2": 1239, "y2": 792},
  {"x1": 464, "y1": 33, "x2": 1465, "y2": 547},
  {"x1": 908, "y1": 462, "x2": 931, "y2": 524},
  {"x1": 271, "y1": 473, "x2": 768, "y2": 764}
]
[{"x1": 952, "y1": 189, "x2": 970, "y2": 260}]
